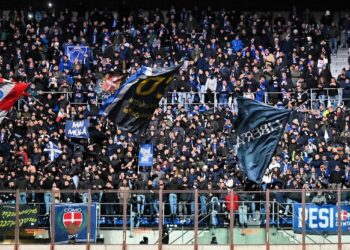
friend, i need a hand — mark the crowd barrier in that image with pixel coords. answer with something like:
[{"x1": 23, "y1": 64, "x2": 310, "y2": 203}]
[
  {"x1": 1, "y1": 188, "x2": 350, "y2": 249},
  {"x1": 18, "y1": 88, "x2": 350, "y2": 113}
]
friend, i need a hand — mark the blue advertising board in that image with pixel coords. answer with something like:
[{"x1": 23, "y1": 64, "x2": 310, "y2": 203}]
[{"x1": 293, "y1": 203, "x2": 350, "y2": 234}]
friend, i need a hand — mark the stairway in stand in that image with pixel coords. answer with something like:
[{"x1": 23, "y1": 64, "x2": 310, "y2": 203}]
[{"x1": 330, "y1": 48, "x2": 349, "y2": 77}]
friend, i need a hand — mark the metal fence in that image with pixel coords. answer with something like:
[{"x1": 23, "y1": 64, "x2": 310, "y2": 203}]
[
  {"x1": 0, "y1": 188, "x2": 349, "y2": 249},
  {"x1": 18, "y1": 88, "x2": 350, "y2": 113}
]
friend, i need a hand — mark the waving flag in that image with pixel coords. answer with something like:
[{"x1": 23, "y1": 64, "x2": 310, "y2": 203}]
[
  {"x1": 0, "y1": 78, "x2": 29, "y2": 124},
  {"x1": 44, "y1": 141, "x2": 62, "y2": 161},
  {"x1": 236, "y1": 97, "x2": 291, "y2": 183},
  {"x1": 100, "y1": 63, "x2": 182, "y2": 134},
  {"x1": 101, "y1": 74, "x2": 123, "y2": 94}
]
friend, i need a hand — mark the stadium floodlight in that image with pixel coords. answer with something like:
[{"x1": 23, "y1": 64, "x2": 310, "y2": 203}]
[
  {"x1": 48, "y1": 2, "x2": 53, "y2": 8},
  {"x1": 28, "y1": 13, "x2": 33, "y2": 19}
]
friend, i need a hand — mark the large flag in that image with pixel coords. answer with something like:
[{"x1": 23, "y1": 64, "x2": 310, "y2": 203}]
[
  {"x1": 236, "y1": 97, "x2": 291, "y2": 183},
  {"x1": 100, "y1": 63, "x2": 182, "y2": 134},
  {"x1": 44, "y1": 141, "x2": 62, "y2": 161},
  {"x1": 0, "y1": 78, "x2": 29, "y2": 124}
]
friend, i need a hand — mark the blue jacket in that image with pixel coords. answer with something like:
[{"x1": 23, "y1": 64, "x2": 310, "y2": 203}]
[{"x1": 231, "y1": 39, "x2": 243, "y2": 52}]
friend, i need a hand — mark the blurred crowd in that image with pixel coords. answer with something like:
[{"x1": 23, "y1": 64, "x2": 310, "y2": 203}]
[{"x1": 0, "y1": 6, "x2": 350, "y2": 222}]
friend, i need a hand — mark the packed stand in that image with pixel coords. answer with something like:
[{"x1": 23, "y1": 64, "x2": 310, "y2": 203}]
[{"x1": 0, "y1": 7, "x2": 350, "y2": 227}]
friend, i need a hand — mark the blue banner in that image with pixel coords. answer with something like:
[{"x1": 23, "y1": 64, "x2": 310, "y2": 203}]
[
  {"x1": 64, "y1": 46, "x2": 91, "y2": 64},
  {"x1": 53, "y1": 203, "x2": 97, "y2": 243},
  {"x1": 138, "y1": 144, "x2": 154, "y2": 167},
  {"x1": 236, "y1": 97, "x2": 291, "y2": 183},
  {"x1": 293, "y1": 203, "x2": 350, "y2": 234},
  {"x1": 65, "y1": 120, "x2": 90, "y2": 139}
]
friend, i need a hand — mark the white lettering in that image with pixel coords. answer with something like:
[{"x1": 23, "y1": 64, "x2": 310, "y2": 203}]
[
  {"x1": 64, "y1": 208, "x2": 82, "y2": 212},
  {"x1": 72, "y1": 121, "x2": 84, "y2": 128},
  {"x1": 309, "y1": 208, "x2": 318, "y2": 228},
  {"x1": 238, "y1": 119, "x2": 283, "y2": 146},
  {"x1": 67, "y1": 127, "x2": 88, "y2": 137},
  {"x1": 298, "y1": 208, "x2": 303, "y2": 228},
  {"x1": 319, "y1": 208, "x2": 329, "y2": 228},
  {"x1": 330, "y1": 208, "x2": 334, "y2": 228}
]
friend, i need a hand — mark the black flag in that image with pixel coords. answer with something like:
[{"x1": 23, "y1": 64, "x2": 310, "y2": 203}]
[
  {"x1": 236, "y1": 97, "x2": 291, "y2": 183},
  {"x1": 100, "y1": 63, "x2": 182, "y2": 134}
]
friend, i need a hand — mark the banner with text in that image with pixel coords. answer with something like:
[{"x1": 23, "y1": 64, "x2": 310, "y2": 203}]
[
  {"x1": 53, "y1": 203, "x2": 97, "y2": 243},
  {"x1": 65, "y1": 120, "x2": 90, "y2": 139},
  {"x1": 293, "y1": 203, "x2": 350, "y2": 234},
  {"x1": 0, "y1": 204, "x2": 38, "y2": 231},
  {"x1": 236, "y1": 97, "x2": 291, "y2": 183}
]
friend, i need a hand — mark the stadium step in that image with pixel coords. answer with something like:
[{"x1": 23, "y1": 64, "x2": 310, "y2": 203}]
[{"x1": 331, "y1": 48, "x2": 349, "y2": 77}]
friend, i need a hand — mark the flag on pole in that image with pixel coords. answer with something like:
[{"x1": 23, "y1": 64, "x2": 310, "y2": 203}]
[
  {"x1": 100, "y1": 62, "x2": 182, "y2": 134},
  {"x1": 236, "y1": 97, "x2": 291, "y2": 183},
  {"x1": 44, "y1": 141, "x2": 62, "y2": 161},
  {"x1": 0, "y1": 78, "x2": 29, "y2": 124}
]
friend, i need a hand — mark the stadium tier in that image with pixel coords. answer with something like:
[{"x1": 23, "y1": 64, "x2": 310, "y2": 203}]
[{"x1": 0, "y1": 4, "x2": 350, "y2": 249}]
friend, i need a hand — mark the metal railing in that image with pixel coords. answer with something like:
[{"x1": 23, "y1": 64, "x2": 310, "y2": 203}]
[
  {"x1": 17, "y1": 88, "x2": 350, "y2": 112},
  {"x1": 0, "y1": 188, "x2": 348, "y2": 248}
]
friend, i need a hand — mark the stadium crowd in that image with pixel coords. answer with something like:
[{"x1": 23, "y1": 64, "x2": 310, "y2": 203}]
[{"x1": 0, "y1": 6, "x2": 350, "y2": 225}]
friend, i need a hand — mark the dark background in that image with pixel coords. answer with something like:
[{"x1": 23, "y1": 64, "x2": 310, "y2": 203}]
[{"x1": 0, "y1": 0, "x2": 348, "y2": 11}]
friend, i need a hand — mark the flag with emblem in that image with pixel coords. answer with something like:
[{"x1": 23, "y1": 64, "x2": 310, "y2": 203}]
[
  {"x1": 44, "y1": 141, "x2": 62, "y2": 161},
  {"x1": 0, "y1": 78, "x2": 29, "y2": 124},
  {"x1": 101, "y1": 74, "x2": 123, "y2": 93},
  {"x1": 54, "y1": 203, "x2": 97, "y2": 243},
  {"x1": 63, "y1": 210, "x2": 83, "y2": 234}
]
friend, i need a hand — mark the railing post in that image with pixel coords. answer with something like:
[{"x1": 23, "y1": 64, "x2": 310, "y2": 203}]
[
  {"x1": 302, "y1": 189, "x2": 306, "y2": 250},
  {"x1": 86, "y1": 189, "x2": 91, "y2": 250},
  {"x1": 230, "y1": 190, "x2": 234, "y2": 250},
  {"x1": 158, "y1": 188, "x2": 163, "y2": 250},
  {"x1": 264, "y1": 92, "x2": 268, "y2": 104},
  {"x1": 50, "y1": 189, "x2": 56, "y2": 250},
  {"x1": 194, "y1": 189, "x2": 198, "y2": 250},
  {"x1": 265, "y1": 189, "x2": 270, "y2": 250},
  {"x1": 14, "y1": 190, "x2": 20, "y2": 250},
  {"x1": 338, "y1": 187, "x2": 342, "y2": 250},
  {"x1": 122, "y1": 189, "x2": 127, "y2": 250},
  {"x1": 310, "y1": 89, "x2": 314, "y2": 109},
  {"x1": 338, "y1": 88, "x2": 343, "y2": 107}
]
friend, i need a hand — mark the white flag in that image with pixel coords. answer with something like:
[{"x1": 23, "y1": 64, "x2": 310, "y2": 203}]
[{"x1": 324, "y1": 129, "x2": 330, "y2": 142}]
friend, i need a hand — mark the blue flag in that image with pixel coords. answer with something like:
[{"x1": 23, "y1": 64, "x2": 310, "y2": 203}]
[
  {"x1": 99, "y1": 63, "x2": 182, "y2": 134},
  {"x1": 138, "y1": 144, "x2": 154, "y2": 167},
  {"x1": 236, "y1": 97, "x2": 291, "y2": 183},
  {"x1": 44, "y1": 141, "x2": 62, "y2": 161},
  {"x1": 53, "y1": 203, "x2": 97, "y2": 243},
  {"x1": 64, "y1": 119, "x2": 90, "y2": 139},
  {"x1": 64, "y1": 46, "x2": 91, "y2": 64}
]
